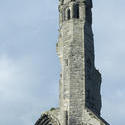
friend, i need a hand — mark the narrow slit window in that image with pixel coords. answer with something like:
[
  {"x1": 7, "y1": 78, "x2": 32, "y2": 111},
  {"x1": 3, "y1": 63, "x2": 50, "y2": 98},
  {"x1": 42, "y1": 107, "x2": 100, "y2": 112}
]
[
  {"x1": 73, "y1": 4, "x2": 79, "y2": 19},
  {"x1": 67, "y1": 9, "x2": 71, "y2": 20}
]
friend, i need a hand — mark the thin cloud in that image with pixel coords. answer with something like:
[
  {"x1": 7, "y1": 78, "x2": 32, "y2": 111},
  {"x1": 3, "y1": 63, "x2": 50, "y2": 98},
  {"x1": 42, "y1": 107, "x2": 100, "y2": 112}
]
[{"x1": 0, "y1": 0, "x2": 124, "y2": 125}]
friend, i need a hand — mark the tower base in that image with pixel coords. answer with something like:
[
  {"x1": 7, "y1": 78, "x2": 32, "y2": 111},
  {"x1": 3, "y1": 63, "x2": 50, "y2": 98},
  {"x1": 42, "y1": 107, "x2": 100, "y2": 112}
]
[{"x1": 35, "y1": 108, "x2": 109, "y2": 125}]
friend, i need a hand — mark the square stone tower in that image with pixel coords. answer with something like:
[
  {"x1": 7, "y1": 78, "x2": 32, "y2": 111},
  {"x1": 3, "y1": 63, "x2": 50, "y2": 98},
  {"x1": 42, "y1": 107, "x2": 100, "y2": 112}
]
[{"x1": 35, "y1": 0, "x2": 110, "y2": 125}]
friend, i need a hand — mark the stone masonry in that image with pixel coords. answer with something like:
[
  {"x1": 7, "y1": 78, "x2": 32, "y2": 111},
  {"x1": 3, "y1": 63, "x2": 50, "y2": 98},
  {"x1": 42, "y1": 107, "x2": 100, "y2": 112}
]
[{"x1": 35, "y1": 0, "x2": 110, "y2": 125}]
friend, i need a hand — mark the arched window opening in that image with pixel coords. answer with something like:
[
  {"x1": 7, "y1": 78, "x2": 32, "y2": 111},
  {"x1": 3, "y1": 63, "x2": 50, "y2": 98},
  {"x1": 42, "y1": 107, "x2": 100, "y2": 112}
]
[
  {"x1": 35, "y1": 114, "x2": 60, "y2": 125},
  {"x1": 73, "y1": 4, "x2": 79, "y2": 19},
  {"x1": 67, "y1": 9, "x2": 71, "y2": 20}
]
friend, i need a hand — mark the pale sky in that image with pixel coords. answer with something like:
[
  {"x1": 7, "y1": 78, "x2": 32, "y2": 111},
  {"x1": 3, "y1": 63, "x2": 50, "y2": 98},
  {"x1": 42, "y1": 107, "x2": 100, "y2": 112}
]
[{"x1": 0, "y1": 0, "x2": 125, "y2": 125}]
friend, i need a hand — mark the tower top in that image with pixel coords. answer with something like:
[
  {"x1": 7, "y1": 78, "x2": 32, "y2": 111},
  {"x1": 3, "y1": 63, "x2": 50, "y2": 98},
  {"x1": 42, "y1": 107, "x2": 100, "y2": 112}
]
[{"x1": 59, "y1": 0, "x2": 93, "y2": 8}]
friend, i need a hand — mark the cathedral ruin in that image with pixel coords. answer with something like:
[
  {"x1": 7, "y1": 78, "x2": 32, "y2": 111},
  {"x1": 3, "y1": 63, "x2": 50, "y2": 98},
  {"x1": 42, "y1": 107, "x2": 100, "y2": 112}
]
[{"x1": 35, "y1": 0, "x2": 109, "y2": 125}]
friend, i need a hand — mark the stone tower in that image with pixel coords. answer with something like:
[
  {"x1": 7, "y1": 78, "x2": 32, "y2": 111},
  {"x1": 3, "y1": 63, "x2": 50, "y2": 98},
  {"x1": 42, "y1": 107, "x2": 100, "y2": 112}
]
[{"x1": 35, "y1": 0, "x2": 109, "y2": 125}]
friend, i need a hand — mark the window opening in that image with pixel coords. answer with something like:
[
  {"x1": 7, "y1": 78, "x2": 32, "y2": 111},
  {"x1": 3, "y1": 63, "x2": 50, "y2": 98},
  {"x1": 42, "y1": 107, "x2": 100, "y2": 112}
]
[
  {"x1": 73, "y1": 4, "x2": 79, "y2": 19},
  {"x1": 67, "y1": 9, "x2": 70, "y2": 20}
]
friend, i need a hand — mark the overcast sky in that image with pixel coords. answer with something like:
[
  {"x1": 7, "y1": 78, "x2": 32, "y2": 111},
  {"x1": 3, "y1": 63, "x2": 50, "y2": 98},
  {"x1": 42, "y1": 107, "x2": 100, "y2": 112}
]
[{"x1": 0, "y1": 0, "x2": 125, "y2": 125}]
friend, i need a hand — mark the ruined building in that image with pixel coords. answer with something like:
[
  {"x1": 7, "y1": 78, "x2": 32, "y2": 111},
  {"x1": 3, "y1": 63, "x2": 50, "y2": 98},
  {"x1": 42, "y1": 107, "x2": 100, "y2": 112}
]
[{"x1": 35, "y1": 0, "x2": 109, "y2": 125}]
